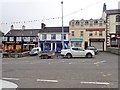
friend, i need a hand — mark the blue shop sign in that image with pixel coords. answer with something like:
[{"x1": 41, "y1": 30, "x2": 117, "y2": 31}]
[{"x1": 70, "y1": 38, "x2": 83, "y2": 42}]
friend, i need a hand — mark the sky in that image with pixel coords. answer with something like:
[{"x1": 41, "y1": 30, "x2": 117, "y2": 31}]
[{"x1": 0, "y1": 0, "x2": 120, "y2": 34}]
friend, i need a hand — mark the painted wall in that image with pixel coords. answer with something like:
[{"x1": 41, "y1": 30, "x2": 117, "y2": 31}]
[{"x1": 39, "y1": 33, "x2": 69, "y2": 41}]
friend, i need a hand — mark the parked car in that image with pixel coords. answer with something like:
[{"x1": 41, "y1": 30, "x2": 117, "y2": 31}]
[
  {"x1": 61, "y1": 47, "x2": 95, "y2": 58},
  {"x1": 29, "y1": 47, "x2": 41, "y2": 56},
  {"x1": 86, "y1": 46, "x2": 98, "y2": 55}
]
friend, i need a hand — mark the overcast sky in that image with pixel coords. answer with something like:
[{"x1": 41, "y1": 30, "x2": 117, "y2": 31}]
[{"x1": 0, "y1": 0, "x2": 120, "y2": 34}]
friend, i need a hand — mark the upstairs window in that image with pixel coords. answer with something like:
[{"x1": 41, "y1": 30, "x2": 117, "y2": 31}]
[
  {"x1": 116, "y1": 25, "x2": 120, "y2": 34},
  {"x1": 94, "y1": 20, "x2": 98, "y2": 25},
  {"x1": 76, "y1": 21, "x2": 80, "y2": 25},
  {"x1": 85, "y1": 21, "x2": 89, "y2": 25},
  {"x1": 89, "y1": 31, "x2": 93, "y2": 36},
  {"x1": 95, "y1": 31, "x2": 97, "y2": 36},
  {"x1": 42, "y1": 34, "x2": 47, "y2": 40},
  {"x1": 116, "y1": 15, "x2": 120, "y2": 22},
  {"x1": 71, "y1": 31, "x2": 74, "y2": 36},
  {"x1": 61, "y1": 34, "x2": 66, "y2": 40},
  {"x1": 99, "y1": 20, "x2": 103, "y2": 26},
  {"x1": 80, "y1": 31, "x2": 84, "y2": 36},
  {"x1": 99, "y1": 31, "x2": 103, "y2": 36},
  {"x1": 81, "y1": 22, "x2": 84, "y2": 26},
  {"x1": 51, "y1": 34, "x2": 56, "y2": 39},
  {"x1": 90, "y1": 21, "x2": 93, "y2": 26}
]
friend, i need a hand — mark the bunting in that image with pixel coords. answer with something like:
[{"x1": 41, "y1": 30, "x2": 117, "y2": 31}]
[{"x1": 0, "y1": 0, "x2": 104, "y2": 25}]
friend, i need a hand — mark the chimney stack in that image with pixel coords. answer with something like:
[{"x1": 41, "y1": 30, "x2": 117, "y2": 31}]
[
  {"x1": 11, "y1": 25, "x2": 14, "y2": 30},
  {"x1": 41, "y1": 23, "x2": 46, "y2": 29},
  {"x1": 22, "y1": 25, "x2": 25, "y2": 30}
]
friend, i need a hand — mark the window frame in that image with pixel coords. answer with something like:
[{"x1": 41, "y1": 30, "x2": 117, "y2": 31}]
[
  {"x1": 80, "y1": 31, "x2": 84, "y2": 36},
  {"x1": 71, "y1": 31, "x2": 75, "y2": 36},
  {"x1": 42, "y1": 34, "x2": 47, "y2": 40},
  {"x1": 51, "y1": 34, "x2": 56, "y2": 40}
]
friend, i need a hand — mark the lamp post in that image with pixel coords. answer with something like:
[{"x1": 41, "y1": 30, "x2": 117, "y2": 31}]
[{"x1": 61, "y1": 1, "x2": 64, "y2": 49}]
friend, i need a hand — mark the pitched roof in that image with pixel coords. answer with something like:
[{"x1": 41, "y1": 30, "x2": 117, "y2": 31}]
[
  {"x1": 38, "y1": 27, "x2": 69, "y2": 33},
  {"x1": 0, "y1": 31, "x2": 4, "y2": 36},
  {"x1": 5, "y1": 29, "x2": 40, "y2": 36},
  {"x1": 106, "y1": 9, "x2": 120, "y2": 15},
  {"x1": 5, "y1": 26, "x2": 69, "y2": 36}
]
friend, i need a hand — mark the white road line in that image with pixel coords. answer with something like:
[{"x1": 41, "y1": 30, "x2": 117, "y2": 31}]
[
  {"x1": 2, "y1": 78, "x2": 19, "y2": 81},
  {"x1": 80, "y1": 81, "x2": 110, "y2": 85},
  {"x1": 37, "y1": 79, "x2": 58, "y2": 83},
  {"x1": 94, "y1": 60, "x2": 106, "y2": 65}
]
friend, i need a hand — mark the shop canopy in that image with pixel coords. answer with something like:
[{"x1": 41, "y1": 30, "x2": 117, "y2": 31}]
[{"x1": 70, "y1": 38, "x2": 83, "y2": 42}]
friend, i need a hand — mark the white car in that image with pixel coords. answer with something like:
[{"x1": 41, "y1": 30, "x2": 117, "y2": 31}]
[
  {"x1": 29, "y1": 47, "x2": 41, "y2": 56},
  {"x1": 61, "y1": 47, "x2": 95, "y2": 58}
]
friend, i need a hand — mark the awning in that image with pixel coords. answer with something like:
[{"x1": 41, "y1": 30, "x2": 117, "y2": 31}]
[{"x1": 70, "y1": 38, "x2": 83, "y2": 42}]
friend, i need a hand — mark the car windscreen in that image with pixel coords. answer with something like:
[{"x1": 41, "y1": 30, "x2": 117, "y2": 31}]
[
  {"x1": 87, "y1": 47, "x2": 96, "y2": 50},
  {"x1": 31, "y1": 49, "x2": 37, "y2": 52}
]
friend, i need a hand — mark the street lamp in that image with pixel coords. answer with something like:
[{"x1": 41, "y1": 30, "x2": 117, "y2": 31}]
[{"x1": 61, "y1": 1, "x2": 64, "y2": 49}]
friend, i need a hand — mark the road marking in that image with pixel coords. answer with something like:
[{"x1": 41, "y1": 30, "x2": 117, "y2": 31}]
[
  {"x1": 80, "y1": 81, "x2": 110, "y2": 85},
  {"x1": 94, "y1": 60, "x2": 106, "y2": 65},
  {"x1": 37, "y1": 79, "x2": 58, "y2": 83},
  {"x1": 2, "y1": 78, "x2": 19, "y2": 81}
]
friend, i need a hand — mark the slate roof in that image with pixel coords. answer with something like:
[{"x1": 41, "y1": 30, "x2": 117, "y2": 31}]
[
  {"x1": 5, "y1": 27, "x2": 69, "y2": 36},
  {"x1": 5, "y1": 29, "x2": 40, "y2": 36},
  {"x1": 105, "y1": 9, "x2": 120, "y2": 15},
  {"x1": 38, "y1": 27, "x2": 69, "y2": 33}
]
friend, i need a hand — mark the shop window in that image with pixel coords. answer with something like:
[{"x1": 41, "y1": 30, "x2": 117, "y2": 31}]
[
  {"x1": 44, "y1": 43, "x2": 51, "y2": 49},
  {"x1": 111, "y1": 38, "x2": 117, "y2": 45},
  {"x1": 42, "y1": 34, "x2": 47, "y2": 40},
  {"x1": 51, "y1": 34, "x2": 56, "y2": 39}
]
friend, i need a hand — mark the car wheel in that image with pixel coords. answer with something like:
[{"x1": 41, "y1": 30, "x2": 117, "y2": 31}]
[
  {"x1": 66, "y1": 53, "x2": 72, "y2": 59},
  {"x1": 86, "y1": 53, "x2": 92, "y2": 58}
]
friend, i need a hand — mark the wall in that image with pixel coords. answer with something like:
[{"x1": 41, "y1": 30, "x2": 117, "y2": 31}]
[
  {"x1": 39, "y1": 33, "x2": 69, "y2": 41},
  {"x1": 107, "y1": 47, "x2": 120, "y2": 55}
]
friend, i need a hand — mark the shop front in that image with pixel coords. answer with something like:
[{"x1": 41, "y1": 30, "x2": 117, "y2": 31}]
[
  {"x1": 39, "y1": 40, "x2": 69, "y2": 52},
  {"x1": 89, "y1": 38, "x2": 105, "y2": 51},
  {"x1": 70, "y1": 38, "x2": 83, "y2": 47}
]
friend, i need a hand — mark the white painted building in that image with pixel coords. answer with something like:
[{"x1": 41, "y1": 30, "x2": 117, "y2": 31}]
[{"x1": 38, "y1": 27, "x2": 69, "y2": 52}]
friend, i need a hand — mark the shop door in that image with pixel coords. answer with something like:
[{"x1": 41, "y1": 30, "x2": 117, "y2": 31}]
[
  {"x1": 53, "y1": 43, "x2": 55, "y2": 51},
  {"x1": 91, "y1": 42, "x2": 103, "y2": 51}
]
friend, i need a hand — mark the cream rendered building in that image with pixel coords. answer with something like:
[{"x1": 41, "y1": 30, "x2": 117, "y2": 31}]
[
  {"x1": 69, "y1": 18, "x2": 106, "y2": 51},
  {"x1": 69, "y1": 3, "x2": 107, "y2": 51}
]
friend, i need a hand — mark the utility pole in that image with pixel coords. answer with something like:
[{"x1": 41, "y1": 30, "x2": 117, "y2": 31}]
[{"x1": 61, "y1": 1, "x2": 64, "y2": 49}]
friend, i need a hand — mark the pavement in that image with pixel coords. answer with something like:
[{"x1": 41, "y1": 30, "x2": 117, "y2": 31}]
[{"x1": 2, "y1": 52, "x2": 118, "y2": 88}]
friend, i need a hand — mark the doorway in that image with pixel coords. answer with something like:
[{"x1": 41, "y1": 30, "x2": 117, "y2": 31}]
[{"x1": 85, "y1": 41, "x2": 88, "y2": 49}]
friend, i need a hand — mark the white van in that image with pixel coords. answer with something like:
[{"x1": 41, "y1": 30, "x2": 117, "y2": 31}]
[{"x1": 29, "y1": 47, "x2": 41, "y2": 56}]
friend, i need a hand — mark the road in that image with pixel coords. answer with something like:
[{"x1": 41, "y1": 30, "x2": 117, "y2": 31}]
[{"x1": 2, "y1": 52, "x2": 118, "y2": 88}]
